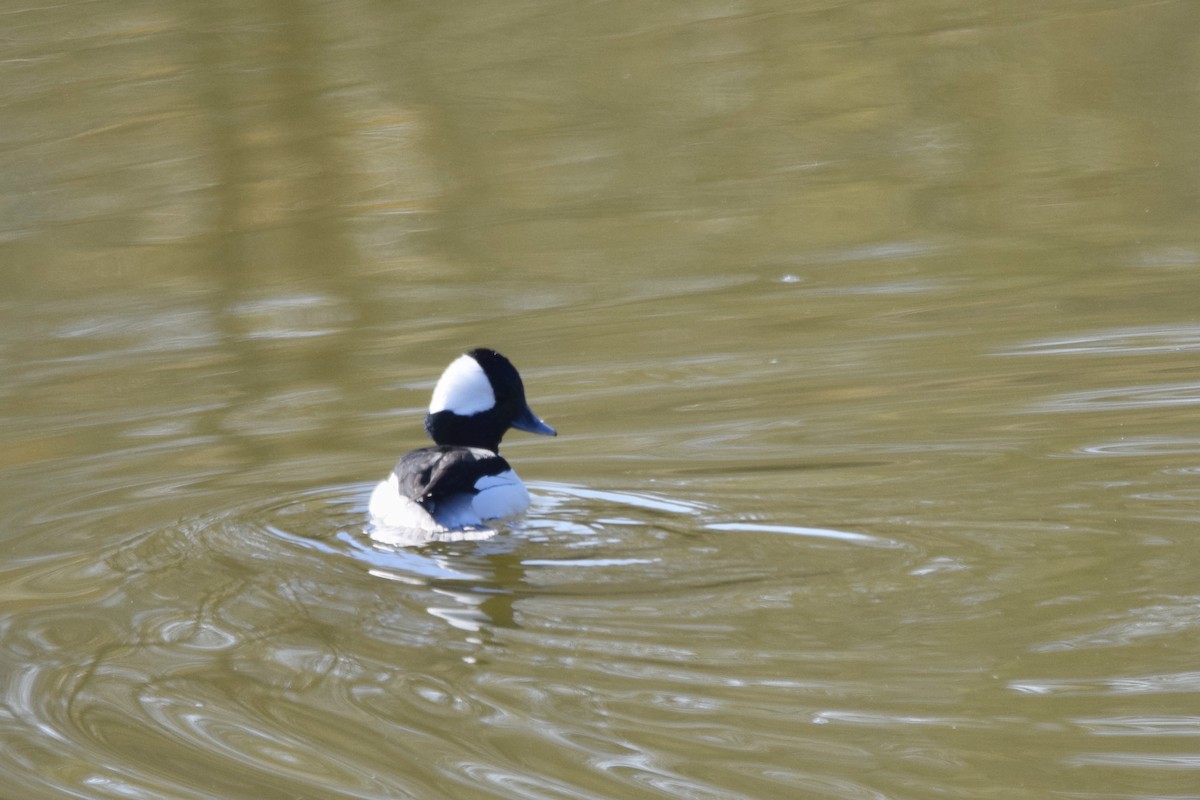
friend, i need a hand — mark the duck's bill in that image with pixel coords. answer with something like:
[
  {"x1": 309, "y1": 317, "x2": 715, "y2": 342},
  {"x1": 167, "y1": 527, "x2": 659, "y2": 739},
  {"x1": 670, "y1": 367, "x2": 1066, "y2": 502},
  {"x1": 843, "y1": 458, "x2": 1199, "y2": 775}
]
[{"x1": 513, "y1": 405, "x2": 557, "y2": 436}]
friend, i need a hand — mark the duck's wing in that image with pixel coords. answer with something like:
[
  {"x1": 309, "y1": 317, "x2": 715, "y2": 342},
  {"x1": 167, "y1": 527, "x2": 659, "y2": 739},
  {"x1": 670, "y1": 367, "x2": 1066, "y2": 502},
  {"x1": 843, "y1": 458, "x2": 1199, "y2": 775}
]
[{"x1": 393, "y1": 446, "x2": 512, "y2": 510}]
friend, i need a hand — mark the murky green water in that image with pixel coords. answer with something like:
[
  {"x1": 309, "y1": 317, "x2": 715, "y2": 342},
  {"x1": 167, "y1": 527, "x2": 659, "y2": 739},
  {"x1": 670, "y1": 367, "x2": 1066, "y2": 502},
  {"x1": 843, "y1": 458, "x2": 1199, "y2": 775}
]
[{"x1": 3, "y1": 1, "x2": 1200, "y2": 798}]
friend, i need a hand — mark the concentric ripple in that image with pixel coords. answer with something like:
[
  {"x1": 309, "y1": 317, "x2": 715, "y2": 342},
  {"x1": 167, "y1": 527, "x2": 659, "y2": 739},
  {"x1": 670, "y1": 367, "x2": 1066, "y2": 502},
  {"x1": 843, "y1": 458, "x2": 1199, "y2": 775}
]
[{"x1": 0, "y1": 480, "x2": 911, "y2": 800}]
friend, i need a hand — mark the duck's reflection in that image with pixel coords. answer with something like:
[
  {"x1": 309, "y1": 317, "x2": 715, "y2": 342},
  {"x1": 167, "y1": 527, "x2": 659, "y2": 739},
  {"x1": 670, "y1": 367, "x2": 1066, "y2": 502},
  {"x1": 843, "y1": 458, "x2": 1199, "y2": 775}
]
[
  {"x1": 348, "y1": 527, "x2": 531, "y2": 636},
  {"x1": 346, "y1": 481, "x2": 709, "y2": 640}
]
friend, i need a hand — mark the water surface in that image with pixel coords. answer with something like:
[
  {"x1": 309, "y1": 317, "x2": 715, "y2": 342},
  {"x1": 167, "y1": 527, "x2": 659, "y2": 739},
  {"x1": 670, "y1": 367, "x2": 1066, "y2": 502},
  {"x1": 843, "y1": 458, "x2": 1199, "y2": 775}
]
[{"x1": 3, "y1": 1, "x2": 1200, "y2": 798}]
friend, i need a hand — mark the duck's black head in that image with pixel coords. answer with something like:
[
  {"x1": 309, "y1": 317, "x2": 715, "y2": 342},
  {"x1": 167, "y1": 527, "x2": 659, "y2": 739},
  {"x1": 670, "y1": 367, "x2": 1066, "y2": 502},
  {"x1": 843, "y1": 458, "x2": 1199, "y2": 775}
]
[{"x1": 424, "y1": 348, "x2": 556, "y2": 452}]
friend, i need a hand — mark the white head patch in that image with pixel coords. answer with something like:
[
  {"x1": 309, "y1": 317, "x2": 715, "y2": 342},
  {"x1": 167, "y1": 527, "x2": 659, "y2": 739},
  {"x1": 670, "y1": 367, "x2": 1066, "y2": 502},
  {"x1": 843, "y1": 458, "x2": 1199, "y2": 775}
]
[{"x1": 429, "y1": 354, "x2": 495, "y2": 416}]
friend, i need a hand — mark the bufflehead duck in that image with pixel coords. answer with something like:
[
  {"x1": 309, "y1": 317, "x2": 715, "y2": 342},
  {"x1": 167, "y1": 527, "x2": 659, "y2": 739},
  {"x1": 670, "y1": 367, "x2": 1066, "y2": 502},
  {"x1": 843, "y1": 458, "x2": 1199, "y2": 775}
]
[{"x1": 368, "y1": 348, "x2": 556, "y2": 534}]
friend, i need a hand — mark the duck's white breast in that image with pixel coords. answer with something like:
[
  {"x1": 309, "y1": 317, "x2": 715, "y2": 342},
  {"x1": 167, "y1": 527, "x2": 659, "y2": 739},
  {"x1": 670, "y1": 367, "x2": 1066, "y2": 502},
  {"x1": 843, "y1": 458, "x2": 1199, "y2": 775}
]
[
  {"x1": 367, "y1": 469, "x2": 531, "y2": 532},
  {"x1": 468, "y1": 469, "x2": 531, "y2": 522},
  {"x1": 368, "y1": 473, "x2": 439, "y2": 530}
]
